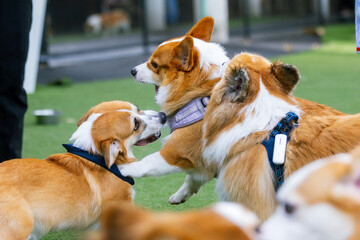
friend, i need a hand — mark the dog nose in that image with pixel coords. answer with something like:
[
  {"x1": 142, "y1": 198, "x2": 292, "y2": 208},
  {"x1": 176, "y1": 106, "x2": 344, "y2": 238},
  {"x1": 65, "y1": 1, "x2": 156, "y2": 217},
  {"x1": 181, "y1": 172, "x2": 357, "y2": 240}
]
[
  {"x1": 159, "y1": 112, "x2": 167, "y2": 124},
  {"x1": 131, "y1": 68, "x2": 137, "y2": 77}
]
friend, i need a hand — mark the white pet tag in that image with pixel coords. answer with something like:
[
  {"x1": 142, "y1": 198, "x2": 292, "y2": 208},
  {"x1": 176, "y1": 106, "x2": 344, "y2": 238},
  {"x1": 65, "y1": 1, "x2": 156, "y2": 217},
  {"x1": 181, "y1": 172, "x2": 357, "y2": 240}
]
[{"x1": 272, "y1": 134, "x2": 287, "y2": 165}]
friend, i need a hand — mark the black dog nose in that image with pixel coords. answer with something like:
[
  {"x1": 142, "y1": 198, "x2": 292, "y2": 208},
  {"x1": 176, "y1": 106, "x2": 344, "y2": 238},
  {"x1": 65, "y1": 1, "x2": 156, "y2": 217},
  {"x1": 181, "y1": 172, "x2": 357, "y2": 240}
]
[
  {"x1": 131, "y1": 68, "x2": 137, "y2": 77},
  {"x1": 159, "y1": 112, "x2": 167, "y2": 124}
]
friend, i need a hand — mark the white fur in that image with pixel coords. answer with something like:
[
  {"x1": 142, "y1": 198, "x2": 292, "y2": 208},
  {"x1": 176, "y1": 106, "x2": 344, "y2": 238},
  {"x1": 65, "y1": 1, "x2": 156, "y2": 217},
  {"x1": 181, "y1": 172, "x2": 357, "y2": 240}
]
[
  {"x1": 155, "y1": 84, "x2": 170, "y2": 107},
  {"x1": 70, "y1": 113, "x2": 102, "y2": 154},
  {"x1": 203, "y1": 79, "x2": 301, "y2": 166},
  {"x1": 278, "y1": 153, "x2": 352, "y2": 204},
  {"x1": 259, "y1": 203, "x2": 354, "y2": 240},
  {"x1": 133, "y1": 62, "x2": 154, "y2": 84},
  {"x1": 213, "y1": 202, "x2": 259, "y2": 229},
  {"x1": 86, "y1": 15, "x2": 102, "y2": 34},
  {"x1": 119, "y1": 151, "x2": 182, "y2": 178}
]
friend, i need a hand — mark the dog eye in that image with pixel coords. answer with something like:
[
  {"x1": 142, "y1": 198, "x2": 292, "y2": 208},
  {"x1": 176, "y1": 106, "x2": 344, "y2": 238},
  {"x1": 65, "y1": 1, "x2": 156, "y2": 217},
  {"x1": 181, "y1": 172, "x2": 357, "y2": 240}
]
[
  {"x1": 134, "y1": 118, "x2": 139, "y2": 131},
  {"x1": 284, "y1": 203, "x2": 296, "y2": 215},
  {"x1": 151, "y1": 62, "x2": 158, "y2": 68}
]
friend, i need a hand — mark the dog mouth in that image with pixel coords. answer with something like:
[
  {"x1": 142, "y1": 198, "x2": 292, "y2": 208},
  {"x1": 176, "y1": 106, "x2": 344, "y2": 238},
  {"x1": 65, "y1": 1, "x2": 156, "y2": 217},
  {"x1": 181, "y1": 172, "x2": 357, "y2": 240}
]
[{"x1": 135, "y1": 132, "x2": 161, "y2": 146}]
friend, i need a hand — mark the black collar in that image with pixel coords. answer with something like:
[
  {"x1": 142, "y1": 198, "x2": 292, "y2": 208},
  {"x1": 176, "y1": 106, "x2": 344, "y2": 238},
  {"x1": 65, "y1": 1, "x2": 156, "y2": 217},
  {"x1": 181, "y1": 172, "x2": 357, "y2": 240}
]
[{"x1": 63, "y1": 144, "x2": 134, "y2": 185}]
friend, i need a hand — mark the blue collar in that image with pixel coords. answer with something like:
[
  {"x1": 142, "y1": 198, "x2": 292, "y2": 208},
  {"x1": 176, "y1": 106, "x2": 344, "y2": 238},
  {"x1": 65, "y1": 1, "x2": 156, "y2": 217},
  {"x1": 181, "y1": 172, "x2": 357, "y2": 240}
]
[
  {"x1": 63, "y1": 144, "x2": 134, "y2": 185},
  {"x1": 167, "y1": 97, "x2": 209, "y2": 133},
  {"x1": 261, "y1": 112, "x2": 299, "y2": 191}
]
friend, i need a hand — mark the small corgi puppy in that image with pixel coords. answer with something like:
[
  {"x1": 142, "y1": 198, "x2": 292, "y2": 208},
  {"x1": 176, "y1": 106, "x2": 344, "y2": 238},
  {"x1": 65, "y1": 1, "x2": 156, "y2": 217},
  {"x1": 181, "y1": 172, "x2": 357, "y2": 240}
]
[
  {"x1": 85, "y1": 9, "x2": 131, "y2": 35},
  {"x1": 0, "y1": 101, "x2": 165, "y2": 240},
  {"x1": 258, "y1": 145, "x2": 360, "y2": 240},
  {"x1": 121, "y1": 17, "x2": 230, "y2": 204},
  {"x1": 88, "y1": 202, "x2": 259, "y2": 240},
  {"x1": 202, "y1": 52, "x2": 360, "y2": 220}
]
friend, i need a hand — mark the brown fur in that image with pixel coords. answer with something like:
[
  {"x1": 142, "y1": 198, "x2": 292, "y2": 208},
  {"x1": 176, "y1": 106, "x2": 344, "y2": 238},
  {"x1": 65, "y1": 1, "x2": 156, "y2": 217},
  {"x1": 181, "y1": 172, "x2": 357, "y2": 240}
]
[
  {"x1": 203, "y1": 53, "x2": 360, "y2": 220},
  {"x1": 87, "y1": 202, "x2": 255, "y2": 240},
  {"x1": 0, "y1": 101, "x2": 148, "y2": 239},
  {"x1": 150, "y1": 17, "x2": 223, "y2": 176}
]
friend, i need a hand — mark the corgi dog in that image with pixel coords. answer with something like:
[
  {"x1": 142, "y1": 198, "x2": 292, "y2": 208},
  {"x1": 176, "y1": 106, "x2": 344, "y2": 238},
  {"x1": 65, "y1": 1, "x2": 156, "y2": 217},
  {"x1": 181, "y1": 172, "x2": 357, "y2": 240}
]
[
  {"x1": 258, "y1": 145, "x2": 360, "y2": 240},
  {"x1": 121, "y1": 17, "x2": 229, "y2": 203},
  {"x1": 88, "y1": 202, "x2": 259, "y2": 240},
  {"x1": 201, "y1": 52, "x2": 360, "y2": 220},
  {"x1": 84, "y1": 9, "x2": 131, "y2": 35},
  {"x1": 0, "y1": 101, "x2": 165, "y2": 240}
]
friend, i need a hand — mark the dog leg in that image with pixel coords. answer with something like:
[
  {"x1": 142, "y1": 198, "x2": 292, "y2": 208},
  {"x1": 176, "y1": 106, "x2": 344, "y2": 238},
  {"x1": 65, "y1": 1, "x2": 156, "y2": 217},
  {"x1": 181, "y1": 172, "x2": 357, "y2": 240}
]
[
  {"x1": 168, "y1": 173, "x2": 209, "y2": 204},
  {"x1": 119, "y1": 151, "x2": 182, "y2": 178}
]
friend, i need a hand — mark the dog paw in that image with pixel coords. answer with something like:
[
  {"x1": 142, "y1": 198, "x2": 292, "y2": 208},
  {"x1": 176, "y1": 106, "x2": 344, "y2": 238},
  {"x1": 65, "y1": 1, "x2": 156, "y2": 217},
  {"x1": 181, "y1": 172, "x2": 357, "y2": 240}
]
[
  {"x1": 168, "y1": 192, "x2": 190, "y2": 205},
  {"x1": 118, "y1": 163, "x2": 141, "y2": 178}
]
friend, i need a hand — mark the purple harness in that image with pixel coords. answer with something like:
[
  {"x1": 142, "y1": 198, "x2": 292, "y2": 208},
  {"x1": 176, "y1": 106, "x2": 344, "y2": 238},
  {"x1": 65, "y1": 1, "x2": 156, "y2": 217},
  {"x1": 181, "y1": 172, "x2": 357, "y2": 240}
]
[{"x1": 167, "y1": 97, "x2": 209, "y2": 132}]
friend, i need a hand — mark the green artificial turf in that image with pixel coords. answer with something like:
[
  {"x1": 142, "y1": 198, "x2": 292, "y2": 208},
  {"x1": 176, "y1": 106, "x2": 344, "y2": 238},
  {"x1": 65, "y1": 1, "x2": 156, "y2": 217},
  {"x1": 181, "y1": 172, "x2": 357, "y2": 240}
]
[{"x1": 22, "y1": 23, "x2": 358, "y2": 239}]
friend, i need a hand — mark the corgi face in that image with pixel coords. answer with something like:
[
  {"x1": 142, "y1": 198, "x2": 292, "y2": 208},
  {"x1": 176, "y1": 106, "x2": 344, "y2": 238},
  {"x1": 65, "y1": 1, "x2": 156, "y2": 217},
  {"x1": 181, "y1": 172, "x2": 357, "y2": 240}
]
[
  {"x1": 202, "y1": 53, "x2": 302, "y2": 165},
  {"x1": 131, "y1": 17, "x2": 229, "y2": 114},
  {"x1": 257, "y1": 146, "x2": 360, "y2": 240},
  {"x1": 70, "y1": 101, "x2": 166, "y2": 168}
]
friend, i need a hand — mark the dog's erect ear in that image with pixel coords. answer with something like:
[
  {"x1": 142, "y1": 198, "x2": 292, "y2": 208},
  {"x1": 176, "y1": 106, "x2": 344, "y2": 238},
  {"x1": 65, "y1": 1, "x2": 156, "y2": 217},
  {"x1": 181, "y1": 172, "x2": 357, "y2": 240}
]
[
  {"x1": 271, "y1": 61, "x2": 300, "y2": 95},
  {"x1": 101, "y1": 139, "x2": 124, "y2": 168},
  {"x1": 173, "y1": 36, "x2": 194, "y2": 71},
  {"x1": 186, "y1": 16, "x2": 214, "y2": 42},
  {"x1": 223, "y1": 67, "x2": 250, "y2": 103}
]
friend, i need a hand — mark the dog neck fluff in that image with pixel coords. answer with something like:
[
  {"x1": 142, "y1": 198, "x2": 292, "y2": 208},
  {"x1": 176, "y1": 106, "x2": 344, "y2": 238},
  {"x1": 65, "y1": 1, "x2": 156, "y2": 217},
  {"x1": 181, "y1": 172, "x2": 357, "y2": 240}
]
[
  {"x1": 70, "y1": 113, "x2": 101, "y2": 155},
  {"x1": 203, "y1": 79, "x2": 301, "y2": 165}
]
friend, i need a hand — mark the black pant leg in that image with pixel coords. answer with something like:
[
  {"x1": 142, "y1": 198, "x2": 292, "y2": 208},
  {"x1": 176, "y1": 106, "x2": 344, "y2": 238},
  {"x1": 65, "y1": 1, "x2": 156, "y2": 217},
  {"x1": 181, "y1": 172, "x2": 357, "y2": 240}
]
[{"x1": 0, "y1": 0, "x2": 32, "y2": 161}]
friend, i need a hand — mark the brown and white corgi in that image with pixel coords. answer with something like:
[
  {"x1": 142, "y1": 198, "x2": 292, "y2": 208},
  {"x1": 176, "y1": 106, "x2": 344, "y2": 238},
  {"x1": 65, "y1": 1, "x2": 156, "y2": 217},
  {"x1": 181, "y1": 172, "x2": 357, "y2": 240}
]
[
  {"x1": 0, "y1": 101, "x2": 165, "y2": 239},
  {"x1": 84, "y1": 9, "x2": 131, "y2": 35},
  {"x1": 88, "y1": 201, "x2": 259, "y2": 240},
  {"x1": 258, "y1": 145, "x2": 360, "y2": 240},
  {"x1": 202, "y1": 52, "x2": 360, "y2": 220},
  {"x1": 121, "y1": 17, "x2": 230, "y2": 203}
]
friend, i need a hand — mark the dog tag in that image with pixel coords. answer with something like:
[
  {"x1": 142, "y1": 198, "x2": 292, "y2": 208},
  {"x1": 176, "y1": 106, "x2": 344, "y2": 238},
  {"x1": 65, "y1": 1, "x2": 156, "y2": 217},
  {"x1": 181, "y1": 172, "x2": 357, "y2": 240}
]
[{"x1": 273, "y1": 134, "x2": 287, "y2": 165}]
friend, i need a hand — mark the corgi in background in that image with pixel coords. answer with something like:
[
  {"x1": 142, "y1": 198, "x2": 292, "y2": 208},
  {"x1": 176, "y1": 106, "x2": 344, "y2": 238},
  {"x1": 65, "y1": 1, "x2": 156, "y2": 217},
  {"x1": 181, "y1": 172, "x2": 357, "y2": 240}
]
[
  {"x1": 85, "y1": 9, "x2": 131, "y2": 35},
  {"x1": 258, "y1": 145, "x2": 360, "y2": 240}
]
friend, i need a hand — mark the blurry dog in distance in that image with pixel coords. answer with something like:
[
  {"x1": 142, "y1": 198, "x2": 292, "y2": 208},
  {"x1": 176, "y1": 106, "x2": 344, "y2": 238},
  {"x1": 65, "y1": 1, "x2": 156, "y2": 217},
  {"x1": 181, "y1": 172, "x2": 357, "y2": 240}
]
[{"x1": 85, "y1": 9, "x2": 131, "y2": 35}]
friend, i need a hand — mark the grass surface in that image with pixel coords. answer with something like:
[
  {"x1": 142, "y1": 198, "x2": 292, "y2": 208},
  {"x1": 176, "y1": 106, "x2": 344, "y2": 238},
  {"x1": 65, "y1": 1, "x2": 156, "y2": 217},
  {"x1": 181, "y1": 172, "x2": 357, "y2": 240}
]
[{"x1": 22, "y1": 23, "x2": 358, "y2": 239}]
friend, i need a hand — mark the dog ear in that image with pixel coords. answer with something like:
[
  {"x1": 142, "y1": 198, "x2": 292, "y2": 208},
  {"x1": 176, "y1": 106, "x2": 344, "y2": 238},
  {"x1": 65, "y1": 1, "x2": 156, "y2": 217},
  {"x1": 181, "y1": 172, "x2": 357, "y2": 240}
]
[
  {"x1": 101, "y1": 139, "x2": 124, "y2": 168},
  {"x1": 173, "y1": 36, "x2": 194, "y2": 71},
  {"x1": 223, "y1": 67, "x2": 250, "y2": 103},
  {"x1": 271, "y1": 61, "x2": 300, "y2": 95},
  {"x1": 187, "y1": 16, "x2": 214, "y2": 42}
]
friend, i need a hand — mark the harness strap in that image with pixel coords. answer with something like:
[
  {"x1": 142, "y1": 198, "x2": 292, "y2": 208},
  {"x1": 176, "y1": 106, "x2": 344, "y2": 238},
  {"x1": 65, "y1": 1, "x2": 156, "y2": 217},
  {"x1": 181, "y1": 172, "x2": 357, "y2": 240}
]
[
  {"x1": 167, "y1": 97, "x2": 209, "y2": 132},
  {"x1": 261, "y1": 112, "x2": 299, "y2": 191},
  {"x1": 63, "y1": 144, "x2": 135, "y2": 185}
]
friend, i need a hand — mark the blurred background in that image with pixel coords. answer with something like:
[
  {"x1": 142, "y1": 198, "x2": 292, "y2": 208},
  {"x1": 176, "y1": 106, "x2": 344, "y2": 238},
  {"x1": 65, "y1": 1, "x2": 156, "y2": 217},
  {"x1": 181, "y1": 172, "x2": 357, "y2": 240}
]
[{"x1": 33, "y1": 0, "x2": 355, "y2": 87}]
